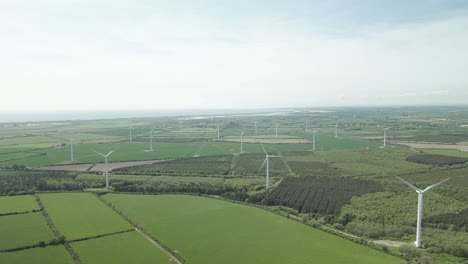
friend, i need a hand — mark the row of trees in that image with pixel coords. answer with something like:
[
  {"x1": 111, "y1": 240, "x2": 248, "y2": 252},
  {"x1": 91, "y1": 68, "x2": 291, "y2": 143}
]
[{"x1": 265, "y1": 176, "x2": 383, "y2": 215}]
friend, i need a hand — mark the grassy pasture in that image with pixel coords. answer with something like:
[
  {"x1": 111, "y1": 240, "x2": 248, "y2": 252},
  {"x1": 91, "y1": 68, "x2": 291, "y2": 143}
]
[
  {"x1": 423, "y1": 149, "x2": 468, "y2": 158},
  {"x1": 0, "y1": 212, "x2": 54, "y2": 250},
  {"x1": 0, "y1": 195, "x2": 39, "y2": 214},
  {"x1": 0, "y1": 245, "x2": 73, "y2": 264},
  {"x1": 72, "y1": 231, "x2": 173, "y2": 264},
  {"x1": 0, "y1": 136, "x2": 55, "y2": 147},
  {"x1": 104, "y1": 194, "x2": 403, "y2": 264},
  {"x1": 39, "y1": 193, "x2": 132, "y2": 240}
]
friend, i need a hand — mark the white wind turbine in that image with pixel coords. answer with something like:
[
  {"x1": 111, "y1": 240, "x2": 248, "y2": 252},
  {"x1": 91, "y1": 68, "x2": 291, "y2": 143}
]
[
  {"x1": 69, "y1": 139, "x2": 75, "y2": 162},
  {"x1": 240, "y1": 131, "x2": 245, "y2": 153},
  {"x1": 149, "y1": 129, "x2": 154, "y2": 152},
  {"x1": 259, "y1": 145, "x2": 282, "y2": 190},
  {"x1": 92, "y1": 147, "x2": 120, "y2": 189},
  {"x1": 396, "y1": 176, "x2": 449, "y2": 248},
  {"x1": 307, "y1": 128, "x2": 317, "y2": 151},
  {"x1": 129, "y1": 127, "x2": 133, "y2": 143},
  {"x1": 380, "y1": 126, "x2": 392, "y2": 147}
]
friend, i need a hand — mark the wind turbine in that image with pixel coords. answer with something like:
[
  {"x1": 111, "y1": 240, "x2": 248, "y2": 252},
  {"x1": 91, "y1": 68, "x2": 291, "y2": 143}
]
[
  {"x1": 149, "y1": 129, "x2": 154, "y2": 152},
  {"x1": 92, "y1": 147, "x2": 119, "y2": 189},
  {"x1": 240, "y1": 131, "x2": 245, "y2": 153},
  {"x1": 381, "y1": 126, "x2": 392, "y2": 147},
  {"x1": 69, "y1": 140, "x2": 74, "y2": 162},
  {"x1": 255, "y1": 121, "x2": 258, "y2": 135},
  {"x1": 396, "y1": 176, "x2": 449, "y2": 248},
  {"x1": 259, "y1": 145, "x2": 282, "y2": 190},
  {"x1": 217, "y1": 125, "x2": 220, "y2": 140},
  {"x1": 307, "y1": 128, "x2": 317, "y2": 151},
  {"x1": 129, "y1": 127, "x2": 132, "y2": 143},
  {"x1": 275, "y1": 123, "x2": 279, "y2": 138}
]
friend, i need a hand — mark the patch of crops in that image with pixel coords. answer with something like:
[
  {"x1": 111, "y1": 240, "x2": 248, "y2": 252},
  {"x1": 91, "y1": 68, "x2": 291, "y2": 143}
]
[
  {"x1": 0, "y1": 195, "x2": 39, "y2": 215},
  {"x1": 39, "y1": 193, "x2": 132, "y2": 240},
  {"x1": 425, "y1": 208, "x2": 468, "y2": 229},
  {"x1": 103, "y1": 194, "x2": 402, "y2": 264},
  {"x1": 0, "y1": 212, "x2": 55, "y2": 250},
  {"x1": 234, "y1": 153, "x2": 288, "y2": 177},
  {"x1": 406, "y1": 154, "x2": 468, "y2": 166},
  {"x1": 0, "y1": 171, "x2": 84, "y2": 195},
  {"x1": 394, "y1": 134, "x2": 467, "y2": 143},
  {"x1": 0, "y1": 245, "x2": 74, "y2": 264},
  {"x1": 115, "y1": 155, "x2": 232, "y2": 176},
  {"x1": 288, "y1": 161, "x2": 342, "y2": 176},
  {"x1": 265, "y1": 177, "x2": 383, "y2": 215},
  {"x1": 71, "y1": 231, "x2": 173, "y2": 264}
]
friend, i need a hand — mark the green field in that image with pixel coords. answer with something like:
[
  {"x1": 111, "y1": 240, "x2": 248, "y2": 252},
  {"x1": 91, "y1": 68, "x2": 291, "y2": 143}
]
[
  {"x1": 39, "y1": 193, "x2": 132, "y2": 240},
  {"x1": 423, "y1": 149, "x2": 468, "y2": 158},
  {"x1": 0, "y1": 212, "x2": 54, "y2": 250},
  {"x1": 0, "y1": 245, "x2": 74, "y2": 264},
  {"x1": 104, "y1": 194, "x2": 403, "y2": 264},
  {"x1": 0, "y1": 195, "x2": 39, "y2": 214},
  {"x1": 72, "y1": 231, "x2": 173, "y2": 264}
]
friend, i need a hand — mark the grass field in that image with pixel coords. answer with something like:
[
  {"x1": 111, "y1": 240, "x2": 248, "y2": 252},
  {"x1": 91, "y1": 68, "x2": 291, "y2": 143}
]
[
  {"x1": 0, "y1": 195, "x2": 39, "y2": 214},
  {"x1": 423, "y1": 149, "x2": 468, "y2": 158},
  {"x1": 71, "y1": 231, "x2": 173, "y2": 264},
  {"x1": 0, "y1": 245, "x2": 73, "y2": 264},
  {"x1": 39, "y1": 193, "x2": 132, "y2": 240},
  {"x1": 0, "y1": 212, "x2": 55, "y2": 250},
  {"x1": 104, "y1": 194, "x2": 403, "y2": 264}
]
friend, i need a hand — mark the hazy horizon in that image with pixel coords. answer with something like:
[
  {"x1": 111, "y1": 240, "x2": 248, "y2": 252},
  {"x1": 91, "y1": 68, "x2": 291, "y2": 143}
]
[{"x1": 1, "y1": 1, "x2": 467, "y2": 112}]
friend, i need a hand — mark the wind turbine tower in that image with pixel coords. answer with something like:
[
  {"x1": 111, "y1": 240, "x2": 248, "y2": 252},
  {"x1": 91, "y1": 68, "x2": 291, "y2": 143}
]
[
  {"x1": 149, "y1": 129, "x2": 154, "y2": 152},
  {"x1": 259, "y1": 145, "x2": 282, "y2": 190},
  {"x1": 217, "y1": 126, "x2": 220, "y2": 140},
  {"x1": 255, "y1": 122, "x2": 258, "y2": 135},
  {"x1": 275, "y1": 123, "x2": 278, "y2": 138},
  {"x1": 312, "y1": 129, "x2": 317, "y2": 151},
  {"x1": 383, "y1": 127, "x2": 392, "y2": 147},
  {"x1": 129, "y1": 127, "x2": 133, "y2": 143},
  {"x1": 396, "y1": 176, "x2": 449, "y2": 248},
  {"x1": 93, "y1": 148, "x2": 119, "y2": 189},
  {"x1": 69, "y1": 140, "x2": 74, "y2": 162},
  {"x1": 240, "y1": 131, "x2": 245, "y2": 153}
]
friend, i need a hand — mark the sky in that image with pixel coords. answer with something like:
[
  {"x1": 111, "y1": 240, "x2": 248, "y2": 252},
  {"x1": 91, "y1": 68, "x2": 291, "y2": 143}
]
[{"x1": 1, "y1": 0, "x2": 468, "y2": 112}]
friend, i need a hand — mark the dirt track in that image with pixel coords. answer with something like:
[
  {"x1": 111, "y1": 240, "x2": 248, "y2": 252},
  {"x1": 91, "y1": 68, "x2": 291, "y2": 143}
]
[
  {"x1": 391, "y1": 141, "x2": 468, "y2": 152},
  {"x1": 216, "y1": 138, "x2": 311, "y2": 144}
]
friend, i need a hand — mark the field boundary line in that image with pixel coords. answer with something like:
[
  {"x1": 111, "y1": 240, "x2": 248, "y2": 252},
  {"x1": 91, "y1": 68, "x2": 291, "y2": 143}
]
[
  {"x1": 68, "y1": 228, "x2": 135, "y2": 243},
  {"x1": 35, "y1": 194, "x2": 81, "y2": 264},
  {"x1": 0, "y1": 209, "x2": 42, "y2": 217},
  {"x1": 227, "y1": 154, "x2": 238, "y2": 176},
  {"x1": 94, "y1": 193, "x2": 188, "y2": 264}
]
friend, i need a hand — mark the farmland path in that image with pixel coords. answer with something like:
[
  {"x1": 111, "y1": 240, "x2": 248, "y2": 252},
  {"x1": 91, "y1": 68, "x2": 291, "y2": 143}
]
[{"x1": 135, "y1": 228, "x2": 183, "y2": 264}]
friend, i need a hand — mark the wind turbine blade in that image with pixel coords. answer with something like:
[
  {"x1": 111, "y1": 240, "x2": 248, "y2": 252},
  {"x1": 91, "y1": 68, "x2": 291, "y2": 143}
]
[
  {"x1": 396, "y1": 176, "x2": 421, "y2": 192},
  {"x1": 261, "y1": 144, "x2": 268, "y2": 155},
  {"x1": 106, "y1": 147, "x2": 120, "y2": 156},
  {"x1": 91, "y1": 149, "x2": 105, "y2": 157},
  {"x1": 422, "y1": 178, "x2": 449, "y2": 193},
  {"x1": 269, "y1": 155, "x2": 283, "y2": 158},
  {"x1": 258, "y1": 157, "x2": 268, "y2": 172}
]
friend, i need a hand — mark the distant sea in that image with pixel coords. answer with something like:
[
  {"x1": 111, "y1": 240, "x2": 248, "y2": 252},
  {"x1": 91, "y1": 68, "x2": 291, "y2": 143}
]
[{"x1": 0, "y1": 109, "x2": 287, "y2": 123}]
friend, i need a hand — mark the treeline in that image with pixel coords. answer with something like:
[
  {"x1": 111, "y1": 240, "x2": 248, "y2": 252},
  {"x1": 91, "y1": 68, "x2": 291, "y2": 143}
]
[
  {"x1": 426, "y1": 208, "x2": 468, "y2": 230},
  {"x1": 406, "y1": 154, "x2": 468, "y2": 166},
  {"x1": 112, "y1": 180, "x2": 247, "y2": 200},
  {"x1": 114, "y1": 155, "x2": 232, "y2": 176},
  {"x1": 0, "y1": 170, "x2": 98, "y2": 195},
  {"x1": 265, "y1": 176, "x2": 383, "y2": 215}
]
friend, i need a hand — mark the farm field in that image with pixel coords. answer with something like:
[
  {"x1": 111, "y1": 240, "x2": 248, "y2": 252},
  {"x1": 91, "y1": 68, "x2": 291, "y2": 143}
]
[
  {"x1": 0, "y1": 195, "x2": 39, "y2": 214},
  {"x1": 39, "y1": 193, "x2": 132, "y2": 240},
  {"x1": 423, "y1": 149, "x2": 468, "y2": 158},
  {"x1": 0, "y1": 245, "x2": 74, "y2": 264},
  {"x1": 103, "y1": 194, "x2": 403, "y2": 264},
  {"x1": 71, "y1": 231, "x2": 173, "y2": 264},
  {"x1": 0, "y1": 212, "x2": 55, "y2": 250}
]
